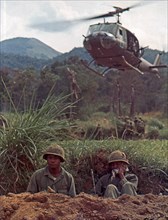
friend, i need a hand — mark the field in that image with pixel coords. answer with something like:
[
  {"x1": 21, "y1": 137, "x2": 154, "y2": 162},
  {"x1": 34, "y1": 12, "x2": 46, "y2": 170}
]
[{"x1": 0, "y1": 94, "x2": 168, "y2": 219}]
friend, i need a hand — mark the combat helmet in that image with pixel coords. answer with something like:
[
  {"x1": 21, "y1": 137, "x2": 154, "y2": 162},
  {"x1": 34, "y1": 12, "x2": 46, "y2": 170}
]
[
  {"x1": 43, "y1": 144, "x2": 65, "y2": 162},
  {"x1": 108, "y1": 150, "x2": 129, "y2": 165}
]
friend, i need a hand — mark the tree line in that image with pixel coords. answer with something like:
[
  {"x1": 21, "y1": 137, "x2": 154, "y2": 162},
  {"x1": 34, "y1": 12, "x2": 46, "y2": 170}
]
[{"x1": 0, "y1": 57, "x2": 167, "y2": 118}]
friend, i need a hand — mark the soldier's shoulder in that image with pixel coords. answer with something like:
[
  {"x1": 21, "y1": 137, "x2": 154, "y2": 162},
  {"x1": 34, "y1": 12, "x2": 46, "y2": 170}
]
[
  {"x1": 99, "y1": 173, "x2": 111, "y2": 181},
  {"x1": 32, "y1": 167, "x2": 46, "y2": 176},
  {"x1": 62, "y1": 167, "x2": 74, "y2": 178}
]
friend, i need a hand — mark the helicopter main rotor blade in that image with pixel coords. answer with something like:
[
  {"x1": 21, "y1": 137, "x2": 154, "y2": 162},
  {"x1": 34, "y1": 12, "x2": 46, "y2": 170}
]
[
  {"x1": 29, "y1": 8, "x2": 124, "y2": 32},
  {"x1": 80, "y1": 12, "x2": 116, "y2": 21},
  {"x1": 29, "y1": 11, "x2": 116, "y2": 32},
  {"x1": 30, "y1": 20, "x2": 79, "y2": 32},
  {"x1": 29, "y1": 1, "x2": 154, "y2": 32}
]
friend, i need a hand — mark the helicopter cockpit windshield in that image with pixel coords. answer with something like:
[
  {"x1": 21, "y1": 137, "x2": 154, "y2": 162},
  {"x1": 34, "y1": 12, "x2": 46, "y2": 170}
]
[{"x1": 86, "y1": 23, "x2": 117, "y2": 36}]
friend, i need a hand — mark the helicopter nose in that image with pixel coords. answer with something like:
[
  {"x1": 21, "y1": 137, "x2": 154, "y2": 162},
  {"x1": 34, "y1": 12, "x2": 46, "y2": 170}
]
[
  {"x1": 100, "y1": 32, "x2": 116, "y2": 49},
  {"x1": 83, "y1": 32, "x2": 116, "y2": 50}
]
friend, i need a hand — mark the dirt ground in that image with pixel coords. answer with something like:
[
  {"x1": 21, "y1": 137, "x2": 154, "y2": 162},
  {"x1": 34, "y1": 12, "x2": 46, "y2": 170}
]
[{"x1": 0, "y1": 191, "x2": 168, "y2": 220}]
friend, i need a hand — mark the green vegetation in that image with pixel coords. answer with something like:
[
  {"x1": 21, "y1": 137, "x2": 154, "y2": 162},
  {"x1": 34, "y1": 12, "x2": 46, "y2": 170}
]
[
  {"x1": 62, "y1": 139, "x2": 168, "y2": 171},
  {"x1": 50, "y1": 139, "x2": 168, "y2": 194},
  {"x1": 0, "y1": 50, "x2": 168, "y2": 195},
  {"x1": 1, "y1": 56, "x2": 168, "y2": 117},
  {"x1": 0, "y1": 92, "x2": 73, "y2": 194}
]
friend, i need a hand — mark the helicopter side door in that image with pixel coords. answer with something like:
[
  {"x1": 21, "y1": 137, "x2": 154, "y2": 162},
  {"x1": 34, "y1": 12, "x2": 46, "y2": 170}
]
[{"x1": 126, "y1": 30, "x2": 140, "y2": 57}]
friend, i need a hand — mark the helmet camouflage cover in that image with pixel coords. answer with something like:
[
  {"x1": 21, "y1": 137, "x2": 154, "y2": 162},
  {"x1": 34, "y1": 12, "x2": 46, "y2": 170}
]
[
  {"x1": 108, "y1": 150, "x2": 129, "y2": 165},
  {"x1": 43, "y1": 143, "x2": 65, "y2": 162}
]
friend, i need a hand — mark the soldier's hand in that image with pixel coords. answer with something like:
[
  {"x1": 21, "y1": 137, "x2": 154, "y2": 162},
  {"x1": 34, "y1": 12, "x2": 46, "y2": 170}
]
[{"x1": 118, "y1": 165, "x2": 126, "y2": 179}]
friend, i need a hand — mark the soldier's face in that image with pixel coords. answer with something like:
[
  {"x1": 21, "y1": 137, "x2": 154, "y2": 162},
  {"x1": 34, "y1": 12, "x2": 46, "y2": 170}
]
[{"x1": 47, "y1": 154, "x2": 61, "y2": 168}]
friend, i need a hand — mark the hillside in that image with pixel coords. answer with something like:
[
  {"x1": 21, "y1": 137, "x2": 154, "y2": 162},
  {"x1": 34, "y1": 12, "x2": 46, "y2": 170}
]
[
  {"x1": 0, "y1": 52, "x2": 53, "y2": 70},
  {"x1": 0, "y1": 37, "x2": 61, "y2": 60},
  {"x1": 54, "y1": 47, "x2": 92, "y2": 63}
]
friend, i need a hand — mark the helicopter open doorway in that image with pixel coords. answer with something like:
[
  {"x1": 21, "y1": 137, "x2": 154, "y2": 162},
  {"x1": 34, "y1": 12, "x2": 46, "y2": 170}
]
[{"x1": 126, "y1": 29, "x2": 139, "y2": 57}]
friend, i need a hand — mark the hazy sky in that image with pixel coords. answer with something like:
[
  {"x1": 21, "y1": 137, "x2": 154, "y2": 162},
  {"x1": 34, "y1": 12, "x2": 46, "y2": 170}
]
[{"x1": 0, "y1": 0, "x2": 167, "y2": 53}]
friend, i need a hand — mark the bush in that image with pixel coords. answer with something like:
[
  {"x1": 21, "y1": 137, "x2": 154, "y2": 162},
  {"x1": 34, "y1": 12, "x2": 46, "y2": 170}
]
[
  {"x1": 159, "y1": 128, "x2": 168, "y2": 140},
  {"x1": 147, "y1": 118, "x2": 164, "y2": 130},
  {"x1": 146, "y1": 127, "x2": 160, "y2": 139}
]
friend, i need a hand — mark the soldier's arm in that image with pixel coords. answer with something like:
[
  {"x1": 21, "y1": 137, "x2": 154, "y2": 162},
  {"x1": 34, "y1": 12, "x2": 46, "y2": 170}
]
[
  {"x1": 95, "y1": 179, "x2": 103, "y2": 196},
  {"x1": 68, "y1": 175, "x2": 76, "y2": 197},
  {"x1": 95, "y1": 176, "x2": 108, "y2": 196},
  {"x1": 26, "y1": 172, "x2": 39, "y2": 193}
]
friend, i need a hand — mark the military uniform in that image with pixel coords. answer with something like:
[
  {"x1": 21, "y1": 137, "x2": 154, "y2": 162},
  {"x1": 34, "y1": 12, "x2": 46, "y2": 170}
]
[
  {"x1": 95, "y1": 150, "x2": 138, "y2": 198},
  {"x1": 27, "y1": 166, "x2": 76, "y2": 197},
  {"x1": 95, "y1": 172, "x2": 138, "y2": 198},
  {"x1": 27, "y1": 143, "x2": 76, "y2": 197}
]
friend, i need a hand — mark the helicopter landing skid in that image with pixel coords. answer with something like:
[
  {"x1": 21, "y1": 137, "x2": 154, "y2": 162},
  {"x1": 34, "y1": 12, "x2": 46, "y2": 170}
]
[
  {"x1": 81, "y1": 59, "x2": 111, "y2": 77},
  {"x1": 121, "y1": 56, "x2": 144, "y2": 75}
]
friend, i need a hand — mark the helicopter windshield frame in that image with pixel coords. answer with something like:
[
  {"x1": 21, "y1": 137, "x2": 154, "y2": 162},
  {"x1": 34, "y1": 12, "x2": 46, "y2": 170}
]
[{"x1": 86, "y1": 23, "x2": 118, "y2": 36}]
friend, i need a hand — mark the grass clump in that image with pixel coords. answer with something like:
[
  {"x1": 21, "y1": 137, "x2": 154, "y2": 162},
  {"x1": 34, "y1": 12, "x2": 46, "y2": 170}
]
[
  {"x1": 147, "y1": 118, "x2": 165, "y2": 130},
  {"x1": 0, "y1": 94, "x2": 73, "y2": 194}
]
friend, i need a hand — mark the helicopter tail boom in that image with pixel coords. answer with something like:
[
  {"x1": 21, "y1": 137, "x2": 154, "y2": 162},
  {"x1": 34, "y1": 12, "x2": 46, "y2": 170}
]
[
  {"x1": 151, "y1": 53, "x2": 168, "y2": 69},
  {"x1": 138, "y1": 53, "x2": 168, "y2": 78},
  {"x1": 153, "y1": 53, "x2": 161, "y2": 66}
]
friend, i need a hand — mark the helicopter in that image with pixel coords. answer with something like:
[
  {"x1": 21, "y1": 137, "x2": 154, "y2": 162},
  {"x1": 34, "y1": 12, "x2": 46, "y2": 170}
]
[
  {"x1": 81, "y1": 5, "x2": 167, "y2": 78},
  {"x1": 30, "y1": 3, "x2": 167, "y2": 78}
]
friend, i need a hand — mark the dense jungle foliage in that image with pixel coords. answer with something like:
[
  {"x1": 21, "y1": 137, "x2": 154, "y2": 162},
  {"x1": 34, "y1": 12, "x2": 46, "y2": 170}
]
[{"x1": 0, "y1": 55, "x2": 167, "y2": 117}]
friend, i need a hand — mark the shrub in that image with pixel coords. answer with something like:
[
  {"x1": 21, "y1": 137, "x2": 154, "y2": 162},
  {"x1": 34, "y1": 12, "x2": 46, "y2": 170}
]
[
  {"x1": 147, "y1": 118, "x2": 164, "y2": 130},
  {"x1": 146, "y1": 127, "x2": 160, "y2": 139}
]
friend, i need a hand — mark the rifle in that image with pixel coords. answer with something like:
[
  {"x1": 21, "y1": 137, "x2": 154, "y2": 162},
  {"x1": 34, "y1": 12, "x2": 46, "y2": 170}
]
[{"x1": 91, "y1": 169, "x2": 96, "y2": 194}]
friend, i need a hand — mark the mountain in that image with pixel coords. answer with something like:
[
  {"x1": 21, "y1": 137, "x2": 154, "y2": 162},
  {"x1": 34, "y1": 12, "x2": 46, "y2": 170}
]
[
  {"x1": 53, "y1": 47, "x2": 92, "y2": 63},
  {"x1": 0, "y1": 53, "x2": 54, "y2": 71},
  {"x1": 0, "y1": 37, "x2": 61, "y2": 60}
]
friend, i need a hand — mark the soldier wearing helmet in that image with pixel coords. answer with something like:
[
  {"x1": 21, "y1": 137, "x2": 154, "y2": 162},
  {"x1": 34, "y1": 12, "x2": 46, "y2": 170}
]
[
  {"x1": 95, "y1": 150, "x2": 138, "y2": 198},
  {"x1": 27, "y1": 143, "x2": 76, "y2": 197}
]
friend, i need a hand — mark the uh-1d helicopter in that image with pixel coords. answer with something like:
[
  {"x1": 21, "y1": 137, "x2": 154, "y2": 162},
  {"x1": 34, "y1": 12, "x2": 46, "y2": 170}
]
[
  {"x1": 30, "y1": 3, "x2": 167, "y2": 78},
  {"x1": 81, "y1": 4, "x2": 167, "y2": 78}
]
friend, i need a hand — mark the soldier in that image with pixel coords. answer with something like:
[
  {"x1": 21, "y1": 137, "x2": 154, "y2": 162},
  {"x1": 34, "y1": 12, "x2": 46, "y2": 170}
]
[
  {"x1": 27, "y1": 143, "x2": 76, "y2": 197},
  {"x1": 95, "y1": 150, "x2": 138, "y2": 198},
  {"x1": 122, "y1": 116, "x2": 135, "y2": 139},
  {"x1": 134, "y1": 117, "x2": 145, "y2": 138}
]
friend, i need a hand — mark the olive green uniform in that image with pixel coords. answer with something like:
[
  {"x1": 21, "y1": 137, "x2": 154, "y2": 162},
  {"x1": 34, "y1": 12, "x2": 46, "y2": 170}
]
[
  {"x1": 95, "y1": 172, "x2": 138, "y2": 198},
  {"x1": 27, "y1": 166, "x2": 76, "y2": 197}
]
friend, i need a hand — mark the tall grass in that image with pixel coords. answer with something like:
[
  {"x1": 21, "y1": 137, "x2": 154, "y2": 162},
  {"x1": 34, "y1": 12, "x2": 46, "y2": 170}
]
[
  {"x1": 48, "y1": 139, "x2": 166, "y2": 194},
  {"x1": 61, "y1": 139, "x2": 168, "y2": 171},
  {"x1": 0, "y1": 87, "x2": 73, "y2": 193}
]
